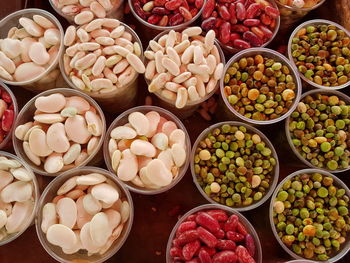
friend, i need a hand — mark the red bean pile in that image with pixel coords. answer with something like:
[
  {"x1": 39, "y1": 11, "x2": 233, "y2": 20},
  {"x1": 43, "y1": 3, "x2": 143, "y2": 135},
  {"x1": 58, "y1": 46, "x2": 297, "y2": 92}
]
[
  {"x1": 170, "y1": 209, "x2": 257, "y2": 263},
  {"x1": 132, "y1": 0, "x2": 203, "y2": 27},
  {"x1": 0, "y1": 86, "x2": 14, "y2": 145},
  {"x1": 201, "y1": 0, "x2": 280, "y2": 49}
]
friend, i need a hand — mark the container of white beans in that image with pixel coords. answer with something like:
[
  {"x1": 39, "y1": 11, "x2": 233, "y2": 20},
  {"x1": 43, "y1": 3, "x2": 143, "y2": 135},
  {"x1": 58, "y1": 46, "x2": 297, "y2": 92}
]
[
  {"x1": 104, "y1": 105, "x2": 191, "y2": 195},
  {"x1": 0, "y1": 9, "x2": 65, "y2": 92},
  {"x1": 0, "y1": 151, "x2": 39, "y2": 246},
  {"x1": 12, "y1": 88, "x2": 106, "y2": 177},
  {"x1": 144, "y1": 27, "x2": 225, "y2": 119},
  {"x1": 49, "y1": 0, "x2": 124, "y2": 25},
  {"x1": 35, "y1": 166, "x2": 133, "y2": 263},
  {"x1": 60, "y1": 18, "x2": 146, "y2": 113}
]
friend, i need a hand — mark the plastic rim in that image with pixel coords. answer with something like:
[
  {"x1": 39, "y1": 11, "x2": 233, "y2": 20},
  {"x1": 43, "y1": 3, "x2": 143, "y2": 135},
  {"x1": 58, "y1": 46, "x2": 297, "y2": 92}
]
[
  {"x1": 269, "y1": 168, "x2": 350, "y2": 262},
  {"x1": 220, "y1": 47, "x2": 302, "y2": 125},
  {"x1": 284, "y1": 89, "x2": 350, "y2": 173},
  {"x1": 103, "y1": 105, "x2": 191, "y2": 195},
  {"x1": 288, "y1": 19, "x2": 350, "y2": 90},
  {"x1": 190, "y1": 121, "x2": 280, "y2": 212}
]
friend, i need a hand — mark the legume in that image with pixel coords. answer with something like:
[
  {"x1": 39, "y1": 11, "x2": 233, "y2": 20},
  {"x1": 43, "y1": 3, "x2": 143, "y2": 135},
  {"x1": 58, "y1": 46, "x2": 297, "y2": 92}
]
[
  {"x1": 0, "y1": 86, "x2": 15, "y2": 146},
  {"x1": 278, "y1": 0, "x2": 323, "y2": 8}
]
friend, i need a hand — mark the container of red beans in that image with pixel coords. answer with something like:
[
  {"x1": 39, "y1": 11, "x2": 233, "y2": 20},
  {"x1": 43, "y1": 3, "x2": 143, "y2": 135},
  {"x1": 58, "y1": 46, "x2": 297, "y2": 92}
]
[
  {"x1": 0, "y1": 82, "x2": 17, "y2": 150},
  {"x1": 201, "y1": 0, "x2": 281, "y2": 54},
  {"x1": 166, "y1": 204, "x2": 262, "y2": 263},
  {"x1": 129, "y1": 0, "x2": 205, "y2": 38}
]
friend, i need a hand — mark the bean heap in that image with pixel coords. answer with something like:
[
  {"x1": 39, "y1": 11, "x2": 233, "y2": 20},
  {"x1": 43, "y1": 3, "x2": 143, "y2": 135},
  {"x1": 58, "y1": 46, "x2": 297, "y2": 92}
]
[
  {"x1": 108, "y1": 110, "x2": 187, "y2": 189},
  {"x1": 15, "y1": 93, "x2": 104, "y2": 174},
  {"x1": 224, "y1": 54, "x2": 297, "y2": 121},
  {"x1": 288, "y1": 93, "x2": 350, "y2": 171},
  {"x1": 194, "y1": 124, "x2": 277, "y2": 208},
  {"x1": 272, "y1": 172, "x2": 350, "y2": 261},
  {"x1": 291, "y1": 23, "x2": 350, "y2": 87},
  {"x1": 52, "y1": 0, "x2": 121, "y2": 24},
  {"x1": 278, "y1": 0, "x2": 322, "y2": 8},
  {"x1": 41, "y1": 172, "x2": 130, "y2": 255},
  {"x1": 201, "y1": 0, "x2": 279, "y2": 49},
  {"x1": 0, "y1": 156, "x2": 35, "y2": 241},
  {"x1": 132, "y1": 0, "x2": 203, "y2": 27},
  {"x1": 0, "y1": 86, "x2": 15, "y2": 145},
  {"x1": 63, "y1": 18, "x2": 145, "y2": 95},
  {"x1": 0, "y1": 14, "x2": 60, "y2": 82},
  {"x1": 145, "y1": 27, "x2": 224, "y2": 109}
]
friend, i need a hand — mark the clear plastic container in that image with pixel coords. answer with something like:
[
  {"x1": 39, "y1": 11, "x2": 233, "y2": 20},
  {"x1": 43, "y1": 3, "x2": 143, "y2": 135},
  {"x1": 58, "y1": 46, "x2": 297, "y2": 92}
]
[
  {"x1": 166, "y1": 203, "x2": 263, "y2": 263},
  {"x1": 220, "y1": 47, "x2": 302, "y2": 125},
  {"x1": 285, "y1": 260, "x2": 318, "y2": 263},
  {"x1": 59, "y1": 22, "x2": 144, "y2": 113},
  {"x1": 0, "y1": 9, "x2": 65, "y2": 92},
  {"x1": 190, "y1": 121, "x2": 280, "y2": 212},
  {"x1": 284, "y1": 89, "x2": 350, "y2": 174},
  {"x1": 49, "y1": 0, "x2": 124, "y2": 24},
  {"x1": 104, "y1": 105, "x2": 191, "y2": 195},
  {"x1": 276, "y1": 0, "x2": 326, "y2": 29},
  {"x1": 0, "y1": 151, "x2": 39, "y2": 246},
  {"x1": 35, "y1": 166, "x2": 134, "y2": 263},
  {"x1": 288, "y1": 19, "x2": 350, "y2": 90},
  {"x1": 144, "y1": 29, "x2": 226, "y2": 119},
  {"x1": 129, "y1": 0, "x2": 205, "y2": 40},
  {"x1": 0, "y1": 81, "x2": 18, "y2": 150},
  {"x1": 218, "y1": 0, "x2": 281, "y2": 55},
  {"x1": 269, "y1": 168, "x2": 350, "y2": 263},
  {"x1": 12, "y1": 88, "x2": 106, "y2": 177}
]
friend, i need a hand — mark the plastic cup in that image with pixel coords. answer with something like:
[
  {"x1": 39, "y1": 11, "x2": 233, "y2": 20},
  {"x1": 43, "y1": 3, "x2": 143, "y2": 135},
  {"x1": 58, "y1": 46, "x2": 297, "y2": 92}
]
[
  {"x1": 269, "y1": 168, "x2": 350, "y2": 262},
  {"x1": 144, "y1": 28, "x2": 226, "y2": 119},
  {"x1": 285, "y1": 260, "x2": 318, "y2": 263},
  {"x1": 276, "y1": 0, "x2": 326, "y2": 29},
  {"x1": 59, "y1": 22, "x2": 144, "y2": 113},
  {"x1": 35, "y1": 166, "x2": 134, "y2": 263},
  {"x1": 129, "y1": 0, "x2": 205, "y2": 41},
  {"x1": 0, "y1": 9, "x2": 65, "y2": 92},
  {"x1": 190, "y1": 121, "x2": 280, "y2": 212},
  {"x1": 12, "y1": 88, "x2": 106, "y2": 177},
  {"x1": 284, "y1": 89, "x2": 350, "y2": 174},
  {"x1": 104, "y1": 105, "x2": 191, "y2": 195},
  {"x1": 0, "y1": 81, "x2": 18, "y2": 150},
  {"x1": 217, "y1": 0, "x2": 281, "y2": 55},
  {"x1": 0, "y1": 151, "x2": 39, "y2": 246},
  {"x1": 166, "y1": 203, "x2": 263, "y2": 263},
  {"x1": 288, "y1": 19, "x2": 350, "y2": 90},
  {"x1": 49, "y1": 0, "x2": 124, "y2": 24},
  {"x1": 220, "y1": 47, "x2": 302, "y2": 125}
]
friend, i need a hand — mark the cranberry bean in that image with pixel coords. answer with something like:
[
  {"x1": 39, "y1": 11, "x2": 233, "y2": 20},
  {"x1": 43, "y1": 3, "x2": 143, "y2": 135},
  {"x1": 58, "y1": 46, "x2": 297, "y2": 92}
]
[
  {"x1": 219, "y1": 22, "x2": 230, "y2": 44},
  {"x1": 177, "y1": 221, "x2": 197, "y2": 235},
  {"x1": 214, "y1": 229, "x2": 225, "y2": 239},
  {"x1": 182, "y1": 240, "x2": 201, "y2": 260},
  {"x1": 233, "y1": 39, "x2": 251, "y2": 49},
  {"x1": 216, "y1": 239, "x2": 236, "y2": 250},
  {"x1": 148, "y1": 14, "x2": 162, "y2": 24},
  {"x1": 243, "y1": 31, "x2": 263, "y2": 47},
  {"x1": 235, "y1": 3, "x2": 246, "y2": 21},
  {"x1": 218, "y1": 6, "x2": 230, "y2": 20},
  {"x1": 165, "y1": 0, "x2": 183, "y2": 10},
  {"x1": 259, "y1": 25, "x2": 273, "y2": 38},
  {"x1": 195, "y1": 212, "x2": 220, "y2": 234},
  {"x1": 197, "y1": 226, "x2": 218, "y2": 248},
  {"x1": 152, "y1": 7, "x2": 171, "y2": 15},
  {"x1": 230, "y1": 33, "x2": 241, "y2": 42},
  {"x1": 236, "y1": 246, "x2": 255, "y2": 263},
  {"x1": 229, "y1": 4, "x2": 237, "y2": 24},
  {"x1": 251, "y1": 26, "x2": 264, "y2": 39},
  {"x1": 206, "y1": 210, "x2": 228, "y2": 222},
  {"x1": 245, "y1": 234, "x2": 255, "y2": 257},
  {"x1": 243, "y1": 19, "x2": 260, "y2": 27},
  {"x1": 198, "y1": 249, "x2": 212, "y2": 263},
  {"x1": 212, "y1": 251, "x2": 238, "y2": 263},
  {"x1": 200, "y1": 246, "x2": 216, "y2": 256},
  {"x1": 169, "y1": 13, "x2": 184, "y2": 26},
  {"x1": 246, "y1": 3, "x2": 261, "y2": 19},
  {"x1": 179, "y1": 7, "x2": 193, "y2": 21},
  {"x1": 226, "y1": 231, "x2": 245, "y2": 242},
  {"x1": 260, "y1": 13, "x2": 271, "y2": 25},
  {"x1": 202, "y1": 0, "x2": 215, "y2": 19},
  {"x1": 231, "y1": 25, "x2": 249, "y2": 33},
  {"x1": 154, "y1": 0, "x2": 166, "y2": 6},
  {"x1": 224, "y1": 215, "x2": 238, "y2": 232},
  {"x1": 1, "y1": 109, "x2": 14, "y2": 132},
  {"x1": 264, "y1": 5, "x2": 279, "y2": 18},
  {"x1": 237, "y1": 222, "x2": 248, "y2": 236},
  {"x1": 174, "y1": 230, "x2": 199, "y2": 247},
  {"x1": 134, "y1": 2, "x2": 148, "y2": 20}
]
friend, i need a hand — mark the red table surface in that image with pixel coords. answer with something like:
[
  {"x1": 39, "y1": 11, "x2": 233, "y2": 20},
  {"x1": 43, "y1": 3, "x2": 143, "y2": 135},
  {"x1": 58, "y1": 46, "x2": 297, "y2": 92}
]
[{"x1": 0, "y1": 0, "x2": 349, "y2": 262}]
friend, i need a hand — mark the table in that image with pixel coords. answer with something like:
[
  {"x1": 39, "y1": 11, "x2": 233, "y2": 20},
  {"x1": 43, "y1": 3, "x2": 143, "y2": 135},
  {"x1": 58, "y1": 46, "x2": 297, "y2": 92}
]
[{"x1": 0, "y1": 0, "x2": 349, "y2": 262}]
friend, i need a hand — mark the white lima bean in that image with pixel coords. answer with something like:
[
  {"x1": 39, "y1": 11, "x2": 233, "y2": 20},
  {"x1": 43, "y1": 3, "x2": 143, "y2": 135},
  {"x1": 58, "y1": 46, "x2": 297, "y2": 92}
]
[
  {"x1": 145, "y1": 28, "x2": 224, "y2": 109},
  {"x1": 108, "y1": 110, "x2": 188, "y2": 190},
  {"x1": 0, "y1": 15, "x2": 62, "y2": 83},
  {"x1": 63, "y1": 18, "x2": 145, "y2": 95},
  {"x1": 0, "y1": 155, "x2": 35, "y2": 241},
  {"x1": 41, "y1": 172, "x2": 130, "y2": 256},
  {"x1": 15, "y1": 93, "x2": 104, "y2": 175}
]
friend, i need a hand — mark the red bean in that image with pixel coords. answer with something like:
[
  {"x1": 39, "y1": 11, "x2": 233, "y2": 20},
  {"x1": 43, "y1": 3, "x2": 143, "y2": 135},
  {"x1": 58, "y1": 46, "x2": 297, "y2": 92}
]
[
  {"x1": 186, "y1": 215, "x2": 197, "y2": 221},
  {"x1": 154, "y1": 0, "x2": 166, "y2": 6},
  {"x1": 224, "y1": 215, "x2": 238, "y2": 232},
  {"x1": 219, "y1": 21, "x2": 231, "y2": 44},
  {"x1": 235, "y1": 3, "x2": 246, "y2": 21},
  {"x1": 218, "y1": 5, "x2": 230, "y2": 20},
  {"x1": 148, "y1": 14, "x2": 162, "y2": 24},
  {"x1": 170, "y1": 247, "x2": 183, "y2": 257},
  {"x1": 158, "y1": 15, "x2": 169, "y2": 26},
  {"x1": 243, "y1": 31, "x2": 263, "y2": 47},
  {"x1": 245, "y1": 3, "x2": 261, "y2": 19},
  {"x1": 190, "y1": 7, "x2": 198, "y2": 17},
  {"x1": 260, "y1": 13, "x2": 271, "y2": 25},
  {"x1": 174, "y1": 230, "x2": 199, "y2": 247},
  {"x1": 228, "y1": 4, "x2": 237, "y2": 24},
  {"x1": 187, "y1": 258, "x2": 200, "y2": 263},
  {"x1": 179, "y1": 6, "x2": 193, "y2": 21},
  {"x1": 177, "y1": 221, "x2": 197, "y2": 236},
  {"x1": 182, "y1": 240, "x2": 201, "y2": 260},
  {"x1": 182, "y1": 0, "x2": 190, "y2": 10},
  {"x1": 195, "y1": 0, "x2": 203, "y2": 9},
  {"x1": 201, "y1": 17, "x2": 216, "y2": 30},
  {"x1": 233, "y1": 39, "x2": 251, "y2": 49},
  {"x1": 226, "y1": 231, "x2": 245, "y2": 242},
  {"x1": 212, "y1": 251, "x2": 238, "y2": 263},
  {"x1": 251, "y1": 26, "x2": 264, "y2": 39},
  {"x1": 245, "y1": 234, "x2": 256, "y2": 257},
  {"x1": 152, "y1": 7, "x2": 170, "y2": 15},
  {"x1": 231, "y1": 25, "x2": 249, "y2": 33},
  {"x1": 165, "y1": 0, "x2": 183, "y2": 10},
  {"x1": 216, "y1": 239, "x2": 236, "y2": 250},
  {"x1": 264, "y1": 5, "x2": 280, "y2": 18},
  {"x1": 2, "y1": 109, "x2": 14, "y2": 132},
  {"x1": 197, "y1": 226, "x2": 218, "y2": 248},
  {"x1": 195, "y1": 212, "x2": 220, "y2": 234},
  {"x1": 134, "y1": 2, "x2": 147, "y2": 19},
  {"x1": 259, "y1": 25, "x2": 273, "y2": 38},
  {"x1": 202, "y1": 0, "x2": 215, "y2": 19},
  {"x1": 198, "y1": 249, "x2": 212, "y2": 263},
  {"x1": 237, "y1": 222, "x2": 248, "y2": 236},
  {"x1": 236, "y1": 246, "x2": 256, "y2": 263},
  {"x1": 200, "y1": 246, "x2": 216, "y2": 256},
  {"x1": 230, "y1": 33, "x2": 241, "y2": 42},
  {"x1": 1, "y1": 91, "x2": 11, "y2": 104},
  {"x1": 214, "y1": 229, "x2": 225, "y2": 239},
  {"x1": 169, "y1": 13, "x2": 184, "y2": 26},
  {"x1": 243, "y1": 19, "x2": 260, "y2": 27},
  {"x1": 207, "y1": 210, "x2": 228, "y2": 222}
]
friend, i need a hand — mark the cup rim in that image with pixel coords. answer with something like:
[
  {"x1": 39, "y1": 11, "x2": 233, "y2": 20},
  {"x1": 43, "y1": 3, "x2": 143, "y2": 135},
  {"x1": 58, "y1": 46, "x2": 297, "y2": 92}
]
[
  {"x1": 103, "y1": 105, "x2": 191, "y2": 195},
  {"x1": 144, "y1": 27, "x2": 226, "y2": 107},
  {"x1": 12, "y1": 88, "x2": 106, "y2": 176},
  {"x1": 35, "y1": 166, "x2": 134, "y2": 263},
  {"x1": 165, "y1": 203, "x2": 263, "y2": 263},
  {"x1": 220, "y1": 47, "x2": 302, "y2": 125},
  {"x1": 287, "y1": 19, "x2": 350, "y2": 90},
  {"x1": 0, "y1": 150, "x2": 39, "y2": 246},
  {"x1": 0, "y1": 81, "x2": 18, "y2": 150},
  {"x1": 284, "y1": 89, "x2": 350, "y2": 173},
  {"x1": 269, "y1": 168, "x2": 350, "y2": 262},
  {"x1": 276, "y1": 0, "x2": 327, "y2": 12},
  {"x1": 190, "y1": 121, "x2": 280, "y2": 212},
  {"x1": 0, "y1": 8, "x2": 64, "y2": 86}
]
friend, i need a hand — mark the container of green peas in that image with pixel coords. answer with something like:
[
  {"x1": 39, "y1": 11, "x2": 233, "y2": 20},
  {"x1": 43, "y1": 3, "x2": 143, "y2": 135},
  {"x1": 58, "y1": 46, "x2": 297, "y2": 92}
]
[
  {"x1": 270, "y1": 169, "x2": 350, "y2": 262},
  {"x1": 191, "y1": 121, "x2": 280, "y2": 212}
]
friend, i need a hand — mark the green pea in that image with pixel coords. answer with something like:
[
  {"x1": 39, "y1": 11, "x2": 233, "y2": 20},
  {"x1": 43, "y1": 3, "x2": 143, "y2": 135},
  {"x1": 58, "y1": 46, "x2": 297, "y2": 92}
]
[
  {"x1": 286, "y1": 224, "x2": 295, "y2": 235},
  {"x1": 216, "y1": 149, "x2": 225, "y2": 158}
]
